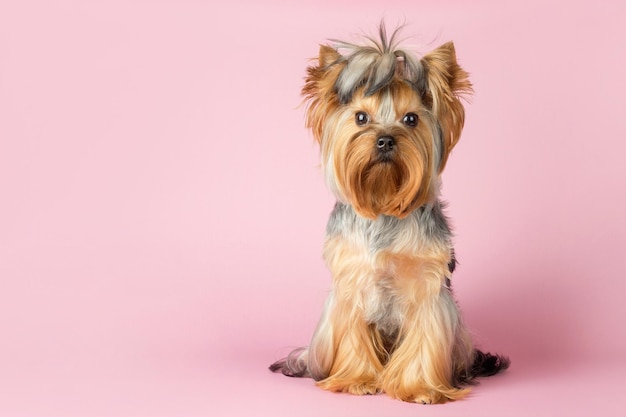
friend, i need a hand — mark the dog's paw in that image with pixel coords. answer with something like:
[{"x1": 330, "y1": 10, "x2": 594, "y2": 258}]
[
  {"x1": 387, "y1": 389, "x2": 437, "y2": 404},
  {"x1": 317, "y1": 379, "x2": 380, "y2": 395},
  {"x1": 411, "y1": 390, "x2": 442, "y2": 404},
  {"x1": 316, "y1": 377, "x2": 379, "y2": 395},
  {"x1": 386, "y1": 386, "x2": 470, "y2": 404},
  {"x1": 347, "y1": 381, "x2": 380, "y2": 396}
]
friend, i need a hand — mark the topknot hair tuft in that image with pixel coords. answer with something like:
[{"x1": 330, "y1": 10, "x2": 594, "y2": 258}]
[{"x1": 328, "y1": 22, "x2": 428, "y2": 104}]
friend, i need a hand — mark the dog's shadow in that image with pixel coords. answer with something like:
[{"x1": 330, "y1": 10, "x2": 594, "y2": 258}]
[{"x1": 459, "y1": 261, "x2": 584, "y2": 373}]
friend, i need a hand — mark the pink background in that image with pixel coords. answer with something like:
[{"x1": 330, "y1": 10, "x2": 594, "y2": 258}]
[{"x1": 1, "y1": 0, "x2": 625, "y2": 416}]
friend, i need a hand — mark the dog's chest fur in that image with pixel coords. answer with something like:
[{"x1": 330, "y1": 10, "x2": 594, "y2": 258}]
[{"x1": 325, "y1": 202, "x2": 454, "y2": 334}]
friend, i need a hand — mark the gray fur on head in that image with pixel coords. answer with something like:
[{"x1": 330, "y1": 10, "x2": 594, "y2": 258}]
[{"x1": 329, "y1": 23, "x2": 428, "y2": 104}]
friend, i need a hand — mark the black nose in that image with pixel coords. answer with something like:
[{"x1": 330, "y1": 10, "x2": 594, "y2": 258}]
[{"x1": 376, "y1": 136, "x2": 395, "y2": 152}]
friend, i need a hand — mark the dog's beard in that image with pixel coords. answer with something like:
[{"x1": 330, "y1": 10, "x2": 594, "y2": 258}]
[{"x1": 334, "y1": 133, "x2": 433, "y2": 219}]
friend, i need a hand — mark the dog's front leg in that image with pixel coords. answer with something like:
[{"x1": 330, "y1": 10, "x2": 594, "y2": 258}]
[
  {"x1": 378, "y1": 254, "x2": 473, "y2": 404},
  {"x1": 310, "y1": 237, "x2": 383, "y2": 395}
]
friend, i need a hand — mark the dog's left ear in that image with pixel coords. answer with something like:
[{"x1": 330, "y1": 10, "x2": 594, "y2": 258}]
[{"x1": 421, "y1": 42, "x2": 473, "y2": 171}]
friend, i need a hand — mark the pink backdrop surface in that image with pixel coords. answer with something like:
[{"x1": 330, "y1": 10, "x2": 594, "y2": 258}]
[{"x1": 1, "y1": 0, "x2": 625, "y2": 416}]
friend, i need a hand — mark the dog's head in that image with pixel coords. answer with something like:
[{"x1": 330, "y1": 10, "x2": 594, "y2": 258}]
[{"x1": 303, "y1": 25, "x2": 472, "y2": 219}]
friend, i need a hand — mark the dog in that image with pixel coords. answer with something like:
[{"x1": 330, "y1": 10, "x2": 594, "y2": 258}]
[{"x1": 270, "y1": 24, "x2": 509, "y2": 404}]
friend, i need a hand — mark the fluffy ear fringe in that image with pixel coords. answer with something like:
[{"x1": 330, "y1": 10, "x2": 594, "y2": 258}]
[
  {"x1": 301, "y1": 45, "x2": 344, "y2": 143},
  {"x1": 420, "y1": 42, "x2": 473, "y2": 171}
]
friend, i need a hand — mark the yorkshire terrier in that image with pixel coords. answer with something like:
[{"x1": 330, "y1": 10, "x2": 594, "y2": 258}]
[{"x1": 270, "y1": 24, "x2": 509, "y2": 404}]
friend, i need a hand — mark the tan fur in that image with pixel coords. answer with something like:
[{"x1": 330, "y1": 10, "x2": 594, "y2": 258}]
[
  {"x1": 376, "y1": 251, "x2": 472, "y2": 403},
  {"x1": 289, "y1": 35, "x2": 483, "y2": 404},
  {"x1": 420, "y1": 42, "x2": 473, "y2": 172},
  {"x1": 302, "y1": 46, "x2": 344, "y2": 144},
  {"x1": 312, "y1": 237, "x2": 384, "y2": 394},
  {"x1": 310, "y1": 235, "x2": 475, "y2": 403},
  {"x1": 303, "y1": 40, "x2": 471, "y2": 220},
  {"x1": 319, "y1": 83, "x2": 438, "y2": 219}
]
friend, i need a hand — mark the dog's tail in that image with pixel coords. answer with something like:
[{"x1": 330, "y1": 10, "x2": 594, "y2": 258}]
[
  {"x1": 457, "y1": 349, "x2": 510, "y2": 385},
  {"x1": 269, "y1": 347, "x2": 311, "y2": 378}
]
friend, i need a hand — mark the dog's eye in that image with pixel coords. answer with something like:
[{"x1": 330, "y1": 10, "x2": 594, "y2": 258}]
[
  {"x1": 355, "y1": 111, "x2": 370, "y2": 126},
  {"x1": 402, "y1": 113, "x2": 418, "y2": 127}
]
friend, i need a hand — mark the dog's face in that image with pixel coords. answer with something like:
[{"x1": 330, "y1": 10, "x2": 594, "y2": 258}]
[{"x1": 303, "y1": 35, "x2": 472, "y2": 219}]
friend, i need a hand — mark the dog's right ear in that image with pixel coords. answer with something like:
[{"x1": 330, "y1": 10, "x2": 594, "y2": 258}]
[
  {"x1": 318, "y1": 44, "x2": 341, "y2": 68},
  {"x1": 302, "y1": 45, "x2": 345, "y2": 143}
]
